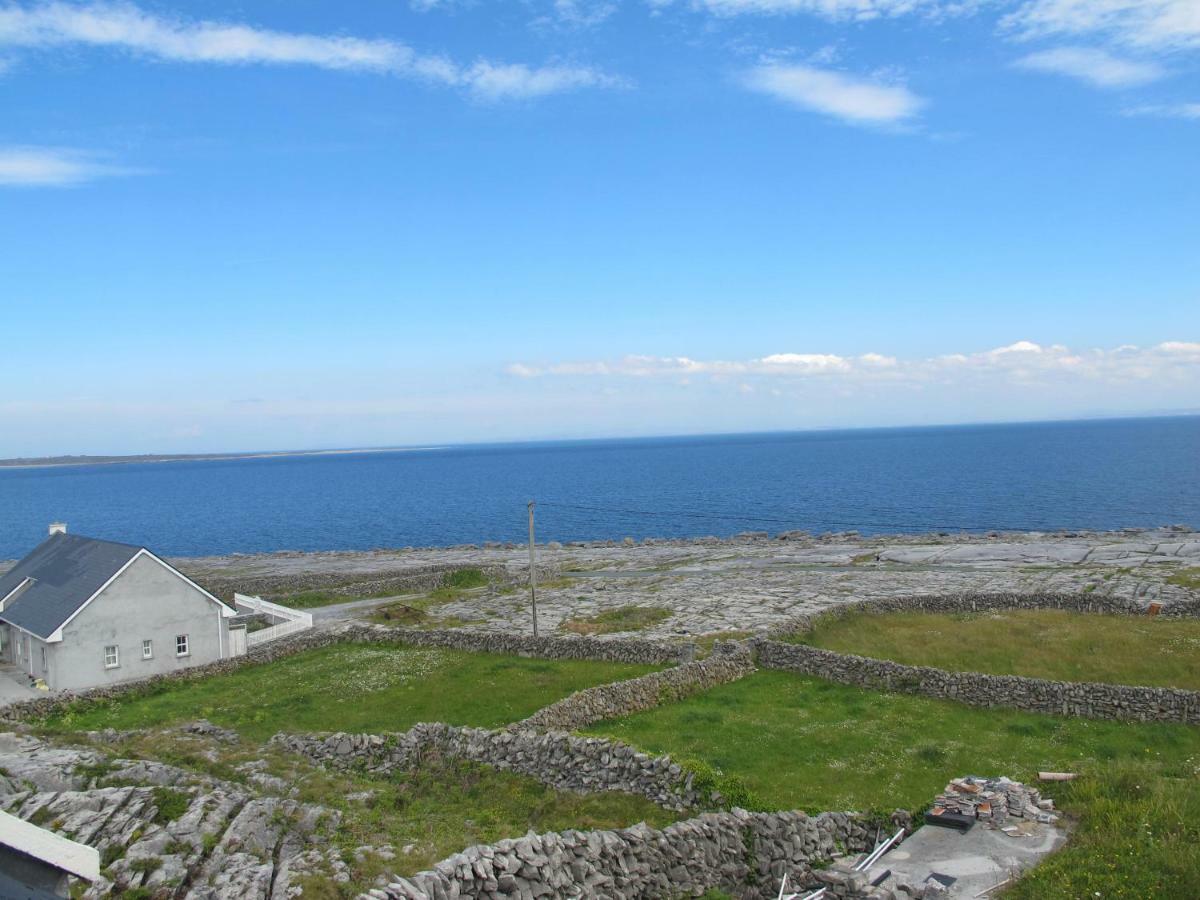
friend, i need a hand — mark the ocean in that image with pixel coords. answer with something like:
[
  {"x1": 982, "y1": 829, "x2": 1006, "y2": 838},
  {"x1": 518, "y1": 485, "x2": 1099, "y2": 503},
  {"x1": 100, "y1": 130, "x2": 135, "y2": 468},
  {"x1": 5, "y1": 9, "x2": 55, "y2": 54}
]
[{"x1": 1, "y1": 416, "x2": 1197, "y2": 559}]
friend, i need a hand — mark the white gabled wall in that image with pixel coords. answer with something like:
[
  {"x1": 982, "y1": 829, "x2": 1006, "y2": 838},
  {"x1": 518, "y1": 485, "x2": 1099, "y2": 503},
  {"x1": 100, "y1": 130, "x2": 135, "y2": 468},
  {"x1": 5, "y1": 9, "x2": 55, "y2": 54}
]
[{"x1": 51, "y1": 554, "x2": 229, "y2": 691}]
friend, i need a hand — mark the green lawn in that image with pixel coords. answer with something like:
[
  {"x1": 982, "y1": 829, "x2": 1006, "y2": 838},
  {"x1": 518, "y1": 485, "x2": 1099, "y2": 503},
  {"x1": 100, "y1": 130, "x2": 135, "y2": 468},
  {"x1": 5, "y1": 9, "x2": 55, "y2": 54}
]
[
  {"x1": 41, "y1": 643, "x2": 658, "y2": 741},
  {"x1": 793, "y1": 608, "x2": 1200, "y2": 689},
  {"x1": 583, "y1": 670, "x2": 1200, "y2": 899}
]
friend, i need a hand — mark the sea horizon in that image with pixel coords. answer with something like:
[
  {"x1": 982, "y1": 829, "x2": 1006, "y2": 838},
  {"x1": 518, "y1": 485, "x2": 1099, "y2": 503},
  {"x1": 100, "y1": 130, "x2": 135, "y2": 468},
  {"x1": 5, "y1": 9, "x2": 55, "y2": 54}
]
[
  {"x1": 2, "y1": 415, "x2": 1197, "y2": 560},
  {"x1": 5, "y1": 410, "x2": 1199, "y2": 470}
]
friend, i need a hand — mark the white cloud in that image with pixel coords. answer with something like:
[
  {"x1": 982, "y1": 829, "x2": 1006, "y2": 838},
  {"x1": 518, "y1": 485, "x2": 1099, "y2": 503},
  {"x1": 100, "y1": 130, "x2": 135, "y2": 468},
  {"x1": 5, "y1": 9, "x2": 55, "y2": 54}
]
[
  {"x1": 1004, "y1": 0, "x2": 1200, "y2": 51},
  {"x1": 741, "y1": 63, "x2": 924, "y2": 124},
  {"x1": 1124, "y1": 101, "x2": 1200, "y2": 119},
  {"x1": 1159, "y1": 341, "x2": 1200, "y2": 354},
  {"x1": 987, "y1": 340, "x2": 1043, "y2": 355},
  {"x1": 506, "y1": 340, "x2": 1200, "y2": 387},
  {"x1": 0, "y1": 1, "x2": 621, "y2": 99},
  {"x1": 760, "y1": 353, "x2": 851, "y2": 372},
  {"x1": 664, "y1": 0, "x2": 948, "y2": 21},
  {"x1": 463, "y1": 60, "x2": 625, "y2": 99},
  {"x1": 547, "y1": 0, "x2": 619, "y2": 28},
  {"x1": 860, "y1": 352, "x2": 898, "y2": 367},
  {"x1": 1014, "y1": 46, "x2": 1165, "y2": 87},
  {"x1": 0, "y1": 145, "x2": 135, "y2": 186}
]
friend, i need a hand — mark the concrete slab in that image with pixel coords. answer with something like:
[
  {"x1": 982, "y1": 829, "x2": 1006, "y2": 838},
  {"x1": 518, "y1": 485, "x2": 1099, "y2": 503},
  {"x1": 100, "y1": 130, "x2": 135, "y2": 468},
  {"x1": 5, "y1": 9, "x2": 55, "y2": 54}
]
[
  {"x1": 869, "y1": 821, "x2": 1067, "y2": 898},
  {"x1": 0, "y1": 664, "x2": 43, "y2": 708}
]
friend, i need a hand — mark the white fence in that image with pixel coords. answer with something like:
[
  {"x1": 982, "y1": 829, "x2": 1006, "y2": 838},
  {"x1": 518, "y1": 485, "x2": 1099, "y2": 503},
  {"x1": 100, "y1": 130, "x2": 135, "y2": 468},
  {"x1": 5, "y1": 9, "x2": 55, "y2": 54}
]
[{"x1": 233, "y1": 593, "x2": 314, "y2": 648}]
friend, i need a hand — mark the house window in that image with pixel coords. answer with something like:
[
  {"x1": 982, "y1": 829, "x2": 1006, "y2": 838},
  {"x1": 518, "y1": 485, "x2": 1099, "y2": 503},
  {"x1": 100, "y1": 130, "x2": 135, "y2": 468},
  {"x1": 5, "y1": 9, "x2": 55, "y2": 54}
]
[
  {"x1": 40, "y1": 647, "x2": 47, "y2": 672},
  {"x1": 175, "y1": 634, "x2": 189, "y2": 657},
  {"x1": 104, "y1": 645, "x2": 119, "y2": 668},
  {"x1": 142, "y1": 639, "x2": 153, "y2": 660}
]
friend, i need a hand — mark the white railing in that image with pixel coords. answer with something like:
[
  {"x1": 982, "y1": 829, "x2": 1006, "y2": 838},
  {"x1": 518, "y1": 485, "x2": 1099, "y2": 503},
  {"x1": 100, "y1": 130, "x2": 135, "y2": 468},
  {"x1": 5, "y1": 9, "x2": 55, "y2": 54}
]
[{"x1": 234, "y1": 593, "x2": 313, "y2": 647}]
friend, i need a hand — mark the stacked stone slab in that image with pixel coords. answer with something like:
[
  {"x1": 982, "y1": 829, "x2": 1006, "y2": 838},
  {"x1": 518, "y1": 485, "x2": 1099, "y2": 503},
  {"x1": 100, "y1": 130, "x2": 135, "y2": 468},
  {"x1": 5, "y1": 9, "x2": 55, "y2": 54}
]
[
  {"x1": 931, "y1": 776, "x2": 1058, "y2": 828},
  {"x1": 273, "y1": 724, "x2": 706, "y2": 810},
  {"x1": 519, "y1": 641, "x2": 755, "y2": 731},
  {"x1": 364, "y1": 808, "x2": 899, "y2": 900}
]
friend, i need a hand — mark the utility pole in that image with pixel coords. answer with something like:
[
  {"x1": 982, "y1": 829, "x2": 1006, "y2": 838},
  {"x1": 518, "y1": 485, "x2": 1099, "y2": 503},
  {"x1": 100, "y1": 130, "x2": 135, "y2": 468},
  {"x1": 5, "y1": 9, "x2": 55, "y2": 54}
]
[{"x1": 527, "y1": 500, "x2": 539, "y2": 637}]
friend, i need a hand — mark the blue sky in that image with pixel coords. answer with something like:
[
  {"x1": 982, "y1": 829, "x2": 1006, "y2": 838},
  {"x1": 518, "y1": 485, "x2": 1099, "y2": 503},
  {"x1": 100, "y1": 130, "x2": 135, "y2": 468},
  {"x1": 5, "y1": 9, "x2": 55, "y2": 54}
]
[{"x1": 1, "y1": 0, "x2": 1197, "y2": 456}]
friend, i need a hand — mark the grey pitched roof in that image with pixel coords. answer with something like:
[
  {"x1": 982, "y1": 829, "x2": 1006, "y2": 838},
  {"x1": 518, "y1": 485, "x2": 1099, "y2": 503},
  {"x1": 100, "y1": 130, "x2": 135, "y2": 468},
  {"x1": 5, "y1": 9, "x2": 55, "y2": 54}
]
[{"x1": 0, "y1": 533, "x2": 144, "y2": 640}]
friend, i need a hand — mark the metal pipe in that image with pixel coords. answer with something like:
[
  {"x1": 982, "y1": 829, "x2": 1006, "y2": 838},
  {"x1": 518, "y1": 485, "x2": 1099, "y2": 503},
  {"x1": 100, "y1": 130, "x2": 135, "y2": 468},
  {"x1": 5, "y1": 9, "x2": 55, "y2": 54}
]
[{"x1": 795, "y1": 827, "x2": 906, "y2": 900}]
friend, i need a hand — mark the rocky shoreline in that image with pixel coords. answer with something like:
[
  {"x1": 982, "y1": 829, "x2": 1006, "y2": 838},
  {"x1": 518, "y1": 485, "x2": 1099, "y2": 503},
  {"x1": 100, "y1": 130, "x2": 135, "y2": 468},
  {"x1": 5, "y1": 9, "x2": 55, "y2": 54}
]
[{"x1": 140, "y1": 527, "x2": 1199, "y2": 640}]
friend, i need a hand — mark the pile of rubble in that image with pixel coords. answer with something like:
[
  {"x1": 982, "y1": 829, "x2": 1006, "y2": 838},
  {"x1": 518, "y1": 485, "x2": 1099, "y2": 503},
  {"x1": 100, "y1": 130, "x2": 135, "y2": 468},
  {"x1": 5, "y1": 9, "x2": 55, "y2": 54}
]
[{"x1": 931, "y1": 776, "x2": 1059, "y2": 833}]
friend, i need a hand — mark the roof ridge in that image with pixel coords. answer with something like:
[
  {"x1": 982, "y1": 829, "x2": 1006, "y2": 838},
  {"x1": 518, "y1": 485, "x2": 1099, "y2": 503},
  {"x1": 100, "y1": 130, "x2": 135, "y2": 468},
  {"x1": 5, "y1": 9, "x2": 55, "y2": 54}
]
[{"x1": 52, "y1": 532, "x2": 145, "y2": 551}]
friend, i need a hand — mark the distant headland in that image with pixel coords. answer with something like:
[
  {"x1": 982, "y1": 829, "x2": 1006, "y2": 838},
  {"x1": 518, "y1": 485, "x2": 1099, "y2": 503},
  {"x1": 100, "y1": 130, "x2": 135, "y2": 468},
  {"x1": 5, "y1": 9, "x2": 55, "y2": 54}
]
[{"x1": 0, "y1": 447, "x2": 436, "y2": 470}]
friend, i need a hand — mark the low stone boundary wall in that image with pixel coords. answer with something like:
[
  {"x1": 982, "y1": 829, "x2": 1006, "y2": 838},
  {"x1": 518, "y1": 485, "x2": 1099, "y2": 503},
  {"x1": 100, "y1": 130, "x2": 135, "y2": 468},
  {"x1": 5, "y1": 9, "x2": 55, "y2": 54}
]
[
  {"x1": 519, "y1": 641, "x2": 755, "y2": 731},
  {"x1": 757, "y1": 591, "x2": 1200, "y2": 724},
  {"x1": 755, "y1": 640, "x2": 1200, "y2": 724},
  {"x1": 768, "y1": 591, "x2": 1200, "y2": 641},
  {"x1": 366, "y1": 807, "x2": 905, "y2": 900},
  {"x1": 273, "y1": 723, "x2": 705, "y2": 811},
  {"x1": 0, "y1": 624, "x2": 690, "y2": 724},
  {"x1": 353, "y1": 623, "x2": 693, "y2": 666}
]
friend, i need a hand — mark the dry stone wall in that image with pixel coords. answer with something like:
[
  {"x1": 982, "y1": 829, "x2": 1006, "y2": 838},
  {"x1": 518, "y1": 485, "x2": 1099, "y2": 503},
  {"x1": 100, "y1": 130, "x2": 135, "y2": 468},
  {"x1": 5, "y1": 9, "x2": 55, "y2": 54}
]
[
  {"x1": 768, "y1": 591, "x2": 1200, "y2": 641},
  {"x1": 273, "y1": 723, "x2": 706, "y2": 811},
  {"x1": 519, "y1": 641, "x2": 755, "y2": 731},
  {"x1": 758, "y1": 591, "x2": 1200, "y2": 724},
  {"x1": 756, "y1": 639, "x2": 1200, "y2": 724},
  {"x1": 364, "y1": 807, "x2": 904, "y2": 900},
  {"x1": 0, "y1": 623, "x2": 691, "y2": 724}
]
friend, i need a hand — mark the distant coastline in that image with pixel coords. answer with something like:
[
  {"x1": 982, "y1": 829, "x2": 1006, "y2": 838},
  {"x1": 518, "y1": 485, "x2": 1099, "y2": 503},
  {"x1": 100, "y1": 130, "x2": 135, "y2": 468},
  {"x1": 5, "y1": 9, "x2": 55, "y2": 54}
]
[
  {"x1": 4, "y1": 411, "x2": 1197, "y2": 471},
  {"x1": 0, "y1": 446, "x2": 440, "y2": 470}
]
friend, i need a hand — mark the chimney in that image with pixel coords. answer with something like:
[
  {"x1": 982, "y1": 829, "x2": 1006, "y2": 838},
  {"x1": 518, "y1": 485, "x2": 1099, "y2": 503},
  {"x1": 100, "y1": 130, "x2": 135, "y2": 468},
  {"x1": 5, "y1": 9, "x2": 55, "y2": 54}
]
[{"x1": 48, "y1": 522, "x2": 67, "y2": 536}]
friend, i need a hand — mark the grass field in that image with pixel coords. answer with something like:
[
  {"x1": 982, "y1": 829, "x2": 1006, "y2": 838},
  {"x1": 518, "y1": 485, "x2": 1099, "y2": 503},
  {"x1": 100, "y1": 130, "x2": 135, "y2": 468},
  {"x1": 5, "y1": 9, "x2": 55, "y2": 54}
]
[
  {"x1": 40, "y1": 643, "x2": 658, "y2": 741},
  {"x1": 1168, "y1": 567, "x2": 1200, "y2": 591},
  {"x1": 583, "y1": 670, "x2": 1200, "y2": 898},
  {"x1": 792, "y1": 608, "x2": 1200, "y2": 689}
]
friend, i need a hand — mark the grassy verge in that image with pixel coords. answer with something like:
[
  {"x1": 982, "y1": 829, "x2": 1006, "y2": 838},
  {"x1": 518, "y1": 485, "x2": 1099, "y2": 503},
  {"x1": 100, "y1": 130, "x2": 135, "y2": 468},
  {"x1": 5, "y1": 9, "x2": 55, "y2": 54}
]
[
  {"x1": 582, "y1": 670, "x2": 1200, "y2": 897},
  {"x1": 561, "y1": 605, "x2": 673, "y2": 636},
  {"x1": 1005, "y1": 758, "x2": 1200, "y2": 899},
  {"x1": 368, "y1": 568, "x2": 495, "y2": 626},
  {"x1": 38, "y1": 643, "x2": 659, "y2": 741},
  {"x1": 279, "y1": 568, "x2": 494, "y2": 610},
  {"x1": 1167, "y1": 567, "x2": 1200, "y2": 591},
  {"x1": 789, "y1": 608, "x2": 1200, "y2": 689}
]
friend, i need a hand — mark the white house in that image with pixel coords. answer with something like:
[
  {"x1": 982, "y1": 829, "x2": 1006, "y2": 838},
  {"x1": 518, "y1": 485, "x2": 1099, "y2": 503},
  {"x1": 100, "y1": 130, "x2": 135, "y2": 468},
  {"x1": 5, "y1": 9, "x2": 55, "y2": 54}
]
[{"x1": 0, "y1": 525, "x2": 237, "y2": 691}]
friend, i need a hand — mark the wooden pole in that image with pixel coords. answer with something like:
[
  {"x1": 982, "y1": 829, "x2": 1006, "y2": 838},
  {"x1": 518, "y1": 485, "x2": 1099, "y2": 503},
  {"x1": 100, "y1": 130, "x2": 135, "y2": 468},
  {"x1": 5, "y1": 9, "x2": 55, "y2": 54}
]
[{"x1": 528, "y1": 501, "x2": 539, "y2": 638}]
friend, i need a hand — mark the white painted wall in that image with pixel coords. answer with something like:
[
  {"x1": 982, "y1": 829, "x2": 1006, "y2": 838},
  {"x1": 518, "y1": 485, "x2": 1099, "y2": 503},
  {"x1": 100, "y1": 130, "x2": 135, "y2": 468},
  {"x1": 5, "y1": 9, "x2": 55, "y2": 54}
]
[{"x1": 52, "y1": 555, "x2": 229, "y2": 691}]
